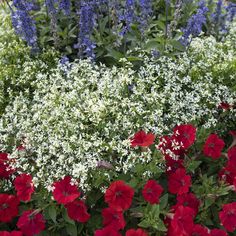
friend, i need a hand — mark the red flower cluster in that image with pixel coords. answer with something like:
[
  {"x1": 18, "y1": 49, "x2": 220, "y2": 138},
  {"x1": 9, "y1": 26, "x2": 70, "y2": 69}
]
[
  {"x1": 210, "y1": 229, "x2": 228, "y2": 236},
  {"x1": 0, "y1": 232, "x2": 22, "y2": 236},
  {"x1": 94, "y1": 227, "x2": 122, "y2": 236},
  {"x1": 14, "y1": 173, "x2": 34, "y2": 202},
  {"x1": 105, "y1": 180, "x2": 134, "y2": 211},
  {"x1": 130, "y1": 130, "x2": 155, "y2": 148},
  {"x1": 126, "y1": 228, "x2": 148, "y2": 236},
  {"x1": 157, "y1": 124, "x2": 196, "y2": 162},
  {"x1": 102, "y1": 207, "x2": 125, "y2": 231},
  {"x1": 53, "y1": 176, "x2": 90, "y2": 223},
  {"x1": 219, "y1": 202, "x2": 236, "y2": 232},
  {"x1": 0, "y1": 194, "x2": 19, "y2": 223},
  {"x1": 203, "y1": 134, "x2": 225, "y2": 159},
  {"x1": 219, "y1": 146, "x2": 236, "y2": 185},
  {"x1": 53, "y1": 176, "x2": 80, "y2": 204},
  {"x1": 168, "y1": 168, "x2": 192, "y2": 195},
  {"x1": 167, "y1": 205, "x2": 195, "y2": 235},
  {"x1": 96, "y1": 180, "x2": 135, "y2": 235},
  {"x1": 142, "y1": 180, "x2": 163, "y2": 204},
  {"x1": 171, "y1": 193, "x2": 200, "y2": 216},
  {"x1": 17, "y1": 210, "x2": 45, "y2": 236},
  {"x1": 65, "y1": 200, "x2": 90, "y2": 223},
  {"x1": 0, "y1": 153, "x2": 15, "y2": 179}
]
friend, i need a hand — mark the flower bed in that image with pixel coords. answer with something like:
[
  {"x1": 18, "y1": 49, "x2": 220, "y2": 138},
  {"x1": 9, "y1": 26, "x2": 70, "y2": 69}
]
[{"x1": 0, "y1": 2, "x2": 236, "y2": 236}]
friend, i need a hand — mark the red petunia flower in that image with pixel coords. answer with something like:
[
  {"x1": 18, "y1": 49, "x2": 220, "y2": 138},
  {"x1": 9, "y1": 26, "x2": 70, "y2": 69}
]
[
  {"x1": 0, "y1": 153, "x2": 15, "y2": 179},
  {"x1": 102, "y1": 207, "x2": 125, "y2": 230},
  {"x1": 203, "y1": 134, "x2": 225, "y2": 160},
  {"x1": 0, "y1": 194, "x2": 19, "y2": 223},
  {"x1": 65, "y1": 200, "x2": 90, "y2": 223},
  {"x1": 218, "y1": 102, "x2": 232, "y2": 110},
  {"x1": 165, "y1": 156, "x2": 184, "y2": 175},
  {"x1": 52, "y1": 176, "x2": 80, "y2": 205},
  {"x1": 17, "y1": 210, "x2": 45, "y2": 236},
  {"x1": 168, "y1": 168, "x2": 192, "y2": 195},
  {"x1": 94, "y1": 227, "x2": 122, "y2": 236},
  {"x1": 228, "y1": 147, "x2": 236, "y2": 164},
  {"x1": 169, "y1": 205, "x2": 195, "y2": 236},
  {"x1": 219, "y1": 164, "x2": 236, "y2": 185},
  {"x1": 14, "y1": 173, "x2": 34, "y2": 202},
  {"x1": 157, "y1": 135, "x2": 184, "y2": 160},
  {"x1": 219, "y1": 202, "x2": 236, "y2": 232},
  {"x1": 210, "y1": 229, "x2": 228, "y2": 236},
  {"x1": 130, "y1": 130, "x2": 155, "y2": 148},
  {"x1": 173, "y1": 124, "x2": 196, "y2": 149},
  {"x1": 190, "y1": 224, "x2": 210, "y2": 236},
  {"x1": 142, "y1": 180, "x2": 163, "y2": 204},
  {"x1": 171, "y1": 193, "x2": 200, "y2": 216},
  {"x1": 105, "y1": 180, "x2": 134, "y2": 211},
  {"x1": 126, "y1": 228, "x2": 149, "y2": 236},
  {"x1": 0, "y1": 232, "x2": 23, "y2": 236}
]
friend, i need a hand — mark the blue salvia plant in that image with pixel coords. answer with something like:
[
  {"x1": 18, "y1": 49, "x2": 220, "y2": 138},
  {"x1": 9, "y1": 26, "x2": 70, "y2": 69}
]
[
  {"x1": 181, "y1": 0, "x2": 208, "y2": 46},
  {"x1": 74, "y1": 0, "x2": 96, "y2": 59},
  {"x1": 9, "y1": 0, "x2": 38, "y2": 52}
]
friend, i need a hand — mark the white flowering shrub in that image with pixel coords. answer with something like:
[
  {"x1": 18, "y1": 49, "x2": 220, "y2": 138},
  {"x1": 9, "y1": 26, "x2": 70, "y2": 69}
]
[
  {"x1": 0, "y1": 26, "x2": 235, "y2": 191},
  {"x1": 0, "y1": 10, "x2": 59, "y2": 116}
]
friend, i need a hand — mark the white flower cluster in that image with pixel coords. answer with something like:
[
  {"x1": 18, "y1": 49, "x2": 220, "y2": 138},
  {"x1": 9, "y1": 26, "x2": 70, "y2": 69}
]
[{"x1": 0, "y1": 27, "x2": 235, "y2": 191}]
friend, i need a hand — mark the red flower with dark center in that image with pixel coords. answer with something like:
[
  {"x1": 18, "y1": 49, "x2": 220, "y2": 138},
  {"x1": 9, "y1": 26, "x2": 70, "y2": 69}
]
[
  {"x1": 219, "y1": 164, "x2": 236, "y2": 185},
  {"x1": 52, "y1": 176, "x2": 80, "y2": 204},
  {"x1": 219, "y1": 202, "x2": 236, "y2": 232},
  {"x1": 14, "y1": 173, "x2": 34, "y2": 202},
  {"x1": 218, "y1": 102, "x2": 232, "y2": 110},
  {"x1": 0, "y1": 153, "x2": 15, "y2": 179},
  {"x1": 170, "y1": 205, "x2": 195, "y2": 236},
  {"x1": 17, "y1": 210, "x2": 45, "y2": 236},
  {"x1": 203, "y1": 134, "x2": 225, "y2": 160},
  {"x1": 102, "y1": 208, "x2": 125, "y2": 230},
  {"x1": 228, "y1": 147, "x2": 236, "y2": 164},
  {"x1": 0, "y1": 194, "x2": 19, "y2": 222},
  {"x1": 0, "y1": 232, "x2": 23, "y2": 236},
  {"x1": 173, "y1": 124, "x2": 196, "y2": 149},
  {"x1": 157, "y1": 135, "x2": 184, "y2": 159},
  {"x1": 168, "y1": 168, "x2": 192, "y2": 195},
  {"x1": 126, "y1": 228, "x2": 149, "y2": 236},
  {"x1": 165, "y1": 156, "x2": 184, "y2": 175},
  {"x1": 142, "y1": 180, "x2": 163, "y2": 204},
  {"x1": 94, "y1": 227, "x2": 122, "y2": 236},
  {"x1": 105, "y1": 180, "x2": 134, "y2": 211},
  {"x1": 210, "y1": 229, "x2": 228, "y2": 236},
  {"x1": 65, "y1": 200, "x2": 90, "y2": 223},
  {"x1": 130, "y1": 130, "x2": 155, "y2": 148},
  {"x1": 190, "y1": 224, "x2": 210, "y2": 236},
  {"x1": 172, "y1": 193, "x2": 200, "y2": 216}
]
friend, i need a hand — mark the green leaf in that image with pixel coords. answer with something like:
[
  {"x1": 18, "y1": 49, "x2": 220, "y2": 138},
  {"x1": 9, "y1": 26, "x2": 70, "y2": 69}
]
[
  {"x1": 106, "y1": 49, "x2": 124, "y2": 60},
  {"x1": 168, "y1": 39, "x2": 186, "y2": 51},
  {"x1": 187, "y1": 160, "x2": 202, "y2": 172},
  {"x1": 159, "y1": 193, "x2": 168, "y2": 210},
  {"x1": 156, "y1": 220, "x2": 167, "y2": 231},
  {"x1": 151, "y1": 204, "x2": 160, "y2": 217},
  {"x1": 48, "y1": 205, "x2": 57, "y2": 223},
  {"x1": 138, "y1": 219, "x2": 150, "y2": 228},
  {"x1": 62, "y1": 208, "x2": 75, "y2": 225},
  {"x1": 66, "y1": 224, "x2": 77, "y2": 236}
]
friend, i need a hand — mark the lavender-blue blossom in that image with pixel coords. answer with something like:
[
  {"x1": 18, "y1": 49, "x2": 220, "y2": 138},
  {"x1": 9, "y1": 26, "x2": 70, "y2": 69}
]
[
  {"x1": 139, "y1": 0, "x2": 153, "y2": 30},
  {"x1": 59, "y1": 0, "x2": 71, "y2": 15},
  {"x1": 74, "y1": 1, "x2": 96, "y2": 59},
  {"x1": 119, "y1": 0, "x2": 136, "y2": 36},
  {"x1": 11, "y1": 9, "x2": 38, "y2": 49},
  {"x1": 225, "y1": 3, "x2": 236, "y2": 22},
  {"x1": 181, "y1": 0, "x2": 208, "y2": 45}
]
